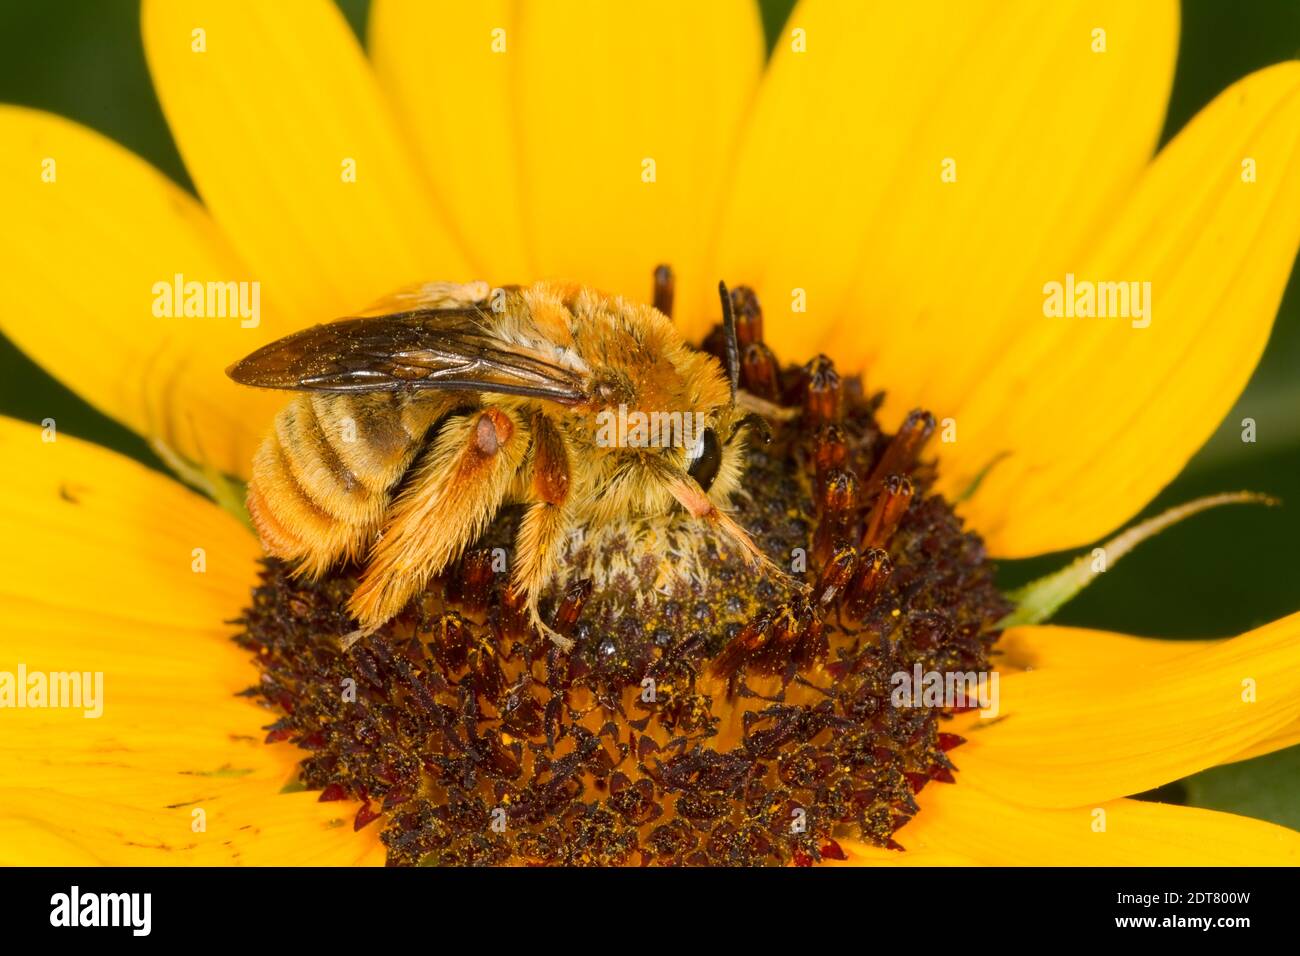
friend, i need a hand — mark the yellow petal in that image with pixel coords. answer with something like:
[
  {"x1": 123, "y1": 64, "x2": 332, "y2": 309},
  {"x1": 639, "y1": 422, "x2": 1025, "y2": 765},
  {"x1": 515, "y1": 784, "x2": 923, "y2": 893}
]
[
  {"x1": 0, "y1": 418, "x2": 369, "y2": 864},
  {"x1": 142, "y1": 0, "x2": 472, "y2": 326},
  {"x1": 1222, "y1": 720, "x2": 1300, "y2": 765},
  {"x1": 955, "y1": 614, "x2": 1300, "y2": 807},
  {"x1": 0, "y1": 417, "x2": 259, "y2": 631},
  {"x1": 0, "y1": 594, "x2": 292, "y2": 791},
  {"x1": 894, "y1": 780, "x2": 1300, "y2": 865},
  {"x1": 514, "y1": 0, "x2": 763, "y2": 334},
  {"x1": 0, "y1": 416, "x2": 269, "y2": 773},
  {"x1": 714, "y1": 0, "x2": 1176, "y2": 372},
  {"x1": 369, "y1": 0, "x2": 530, "y2": 279},
  {"x1": 0, "y1": 107, "x2": 282, "y2": 478},
  {"x1": 0, "y1": 787, "x2": 382, "y2": 866},
  {"x1": 953, "y1": 62, "x2": 1300, "y2": 554},
  {"x1": 828, "y1": 841, "x2": 980, "y2": 867},
  {"x1": 994, "y1": 624, "x2": 1213, "y2": 673}
]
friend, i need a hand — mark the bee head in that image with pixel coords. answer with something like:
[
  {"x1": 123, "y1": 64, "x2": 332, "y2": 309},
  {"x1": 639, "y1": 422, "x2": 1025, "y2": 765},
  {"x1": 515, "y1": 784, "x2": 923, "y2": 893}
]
[
  {"x1": 572, "y1": 284, "x2": 775, "y2": 573},
  {"x1": 656, "y1": 286, "x2": 772, "y2": 571}
]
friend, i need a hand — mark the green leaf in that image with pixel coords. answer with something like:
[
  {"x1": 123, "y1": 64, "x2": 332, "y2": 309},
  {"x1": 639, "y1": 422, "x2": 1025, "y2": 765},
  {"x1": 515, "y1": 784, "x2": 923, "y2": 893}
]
[
  {"x1": 1000, "y1": 492, "x2": 1276, "y2": 629},
  {"x1": 1182, "y1": 746, "x2": 1300, "y2": 831}
]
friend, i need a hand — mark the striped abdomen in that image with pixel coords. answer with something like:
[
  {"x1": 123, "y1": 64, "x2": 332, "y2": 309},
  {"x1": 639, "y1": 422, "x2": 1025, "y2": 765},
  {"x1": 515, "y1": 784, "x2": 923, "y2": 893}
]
[{"x1": 246, "y1": 391, "x2": 450, "y2": 578}]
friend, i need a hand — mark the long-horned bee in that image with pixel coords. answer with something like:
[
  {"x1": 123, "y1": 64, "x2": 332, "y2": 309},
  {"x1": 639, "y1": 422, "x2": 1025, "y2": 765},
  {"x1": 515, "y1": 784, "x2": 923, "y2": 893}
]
[{"x1": 227, "y1": 274, "x2": 777, "y2": 648}]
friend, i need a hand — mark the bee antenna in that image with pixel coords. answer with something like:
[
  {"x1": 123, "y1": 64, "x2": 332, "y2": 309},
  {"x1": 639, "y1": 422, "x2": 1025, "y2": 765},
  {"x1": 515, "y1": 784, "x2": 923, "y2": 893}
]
[{"x1": 718, "y1": 280, "x2": 740, "y2": 399}]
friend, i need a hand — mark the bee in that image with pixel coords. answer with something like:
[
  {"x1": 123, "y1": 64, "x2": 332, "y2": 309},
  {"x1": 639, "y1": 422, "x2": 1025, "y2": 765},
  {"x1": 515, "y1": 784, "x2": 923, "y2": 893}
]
[{"x1": 227, "y1": 273, "x2": 778, "y2": 649}]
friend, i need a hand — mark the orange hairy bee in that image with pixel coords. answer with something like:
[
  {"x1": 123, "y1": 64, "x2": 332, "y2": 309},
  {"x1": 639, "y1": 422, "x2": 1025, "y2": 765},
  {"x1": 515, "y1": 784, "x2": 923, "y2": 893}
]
[{"x1": 227, "y1": 274, "x2": 778, "y2": 649}]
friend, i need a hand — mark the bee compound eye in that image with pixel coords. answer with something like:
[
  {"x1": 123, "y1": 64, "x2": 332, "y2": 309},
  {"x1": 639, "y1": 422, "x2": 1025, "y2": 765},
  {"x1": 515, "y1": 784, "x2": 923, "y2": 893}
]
[{"x1": 686, "y1": 427, "x2": 722, "y2": 491}]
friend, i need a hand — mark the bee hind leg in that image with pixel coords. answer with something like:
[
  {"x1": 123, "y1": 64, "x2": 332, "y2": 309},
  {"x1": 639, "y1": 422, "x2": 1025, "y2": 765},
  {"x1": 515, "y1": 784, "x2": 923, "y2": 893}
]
[{"x1": 348, "y1": 407, "x2": 527, "y2": 632}]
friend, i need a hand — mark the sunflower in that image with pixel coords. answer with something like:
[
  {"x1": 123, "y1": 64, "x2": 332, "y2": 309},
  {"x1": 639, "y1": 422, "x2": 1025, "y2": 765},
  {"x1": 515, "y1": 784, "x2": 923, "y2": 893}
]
[{"x1": 1, "y1": 0, "x2": 1299, "y2": 866}]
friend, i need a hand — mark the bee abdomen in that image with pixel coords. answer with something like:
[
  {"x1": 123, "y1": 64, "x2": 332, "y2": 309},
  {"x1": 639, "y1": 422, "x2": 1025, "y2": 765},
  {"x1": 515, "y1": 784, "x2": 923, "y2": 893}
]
[
  {"x1": 277, "y1": 397, "x2": 384, "y2": 525},
  {"x1": 247, "y1": 393, "x2": 447, "y2": 579},
  {"x1": 248, "y1": 424, "x2": 368, "y2": 579},
  {"x1": 309, "y1": 392, "x2": 445, "y2": 491}
]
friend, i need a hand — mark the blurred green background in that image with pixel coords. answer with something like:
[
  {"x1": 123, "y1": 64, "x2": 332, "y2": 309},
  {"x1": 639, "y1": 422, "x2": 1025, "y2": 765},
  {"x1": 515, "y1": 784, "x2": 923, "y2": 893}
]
[{"x1": 0, "y1": 1, "x2": 1297, "y2": 829}]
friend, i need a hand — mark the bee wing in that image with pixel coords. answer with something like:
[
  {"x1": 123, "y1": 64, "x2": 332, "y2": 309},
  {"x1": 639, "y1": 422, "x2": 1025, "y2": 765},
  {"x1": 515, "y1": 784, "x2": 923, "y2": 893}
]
[
  {"x1": 351, "y1": 280, "x2": 494, "y2": 317},
  {"x1": 226, "y1": 308, "x2": 587, "y2": 403}
]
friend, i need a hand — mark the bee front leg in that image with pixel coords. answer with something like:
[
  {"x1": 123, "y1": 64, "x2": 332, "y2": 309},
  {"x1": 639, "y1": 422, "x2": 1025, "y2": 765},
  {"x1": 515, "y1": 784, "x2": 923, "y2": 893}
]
[
  {"x1": 511, "y1": 412, "x2": 576, "y2": 651},
  {"x1": 347, "y1": 406, "x2": 527, "y2": 634}
]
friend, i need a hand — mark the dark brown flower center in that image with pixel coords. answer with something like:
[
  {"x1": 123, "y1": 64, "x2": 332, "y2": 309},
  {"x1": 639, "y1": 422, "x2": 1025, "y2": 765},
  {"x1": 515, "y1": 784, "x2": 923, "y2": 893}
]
[{"x1": 234, "y1": 287, "x2": 1009, "y2": 866}]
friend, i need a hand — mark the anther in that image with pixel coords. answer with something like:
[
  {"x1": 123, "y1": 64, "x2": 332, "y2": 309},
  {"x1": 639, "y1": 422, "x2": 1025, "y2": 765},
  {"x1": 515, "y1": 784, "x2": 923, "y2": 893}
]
[
  {"x1": 500, "y1": 585, "x2": 528, "y2": 641},
  {"x1": 712, "y1": 607, "x2": 776, "y2": 677},
  {"x1": 797, "y1": 615, "x2": 828, "y2": 670},
  {"x1": 865, "y1": 409, "x2": 935, "y2": 492},
  {"x1": 452, "y1": 548, "x2": 495, "y2": 614},
  {"x1": 771, "y1": 603, "x2": 806, "y2": 652},
  {"x1": 423, "y1": 612, "x2": 471, "y2": 670},
  {"x1": 552, "y1": 578, "x2": 594, "y2": 638},
  {"x1": 862, "y1": 475, "x2": 913, "y2": 549},
  {"x1": 814, "y1": 467, "x2": 858, "y2": 565},
  {"x1": 729, "y1": 285, "x2": 764, "y2": 347},
  {"x1": 802, "y1": 355, "x2": 842, "y2": 426},
  {"x1": 470, "y1": 646, "x2": 507, "y2": 702},
  {"x1": 812, "y1": 424, "x2": 848, "y2": 489},
  {"x1": 741, "y1": 342, "x2": 782, "y2": 400},
  {"x1": 768, "y1": 600, "x2": 825, "y2": 671},
  {"x1": 813, "y1": 546, "x2": 858, "y2": 608},
  {"x1": 652, "y1": 264, "x2": 675, "y2": 318},
  {"x1": 843, "y1": 548, "x2": 893, "y2": 620}
]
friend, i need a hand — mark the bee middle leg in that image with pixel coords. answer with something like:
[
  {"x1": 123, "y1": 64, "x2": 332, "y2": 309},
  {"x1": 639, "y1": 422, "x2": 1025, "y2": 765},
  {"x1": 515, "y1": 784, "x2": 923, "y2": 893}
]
[{"x1": 347, "y1": 406, "x2": 527, "y2": 632}]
